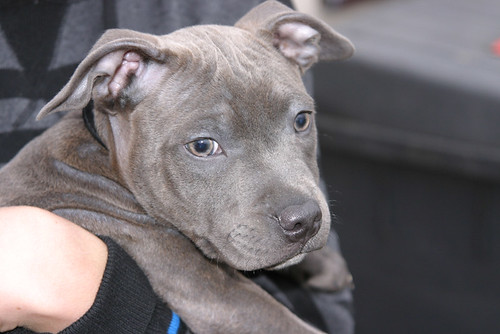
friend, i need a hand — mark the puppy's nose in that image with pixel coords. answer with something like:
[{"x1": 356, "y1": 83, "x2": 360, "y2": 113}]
[{"x1": 278, "y1": 200, "x2": 322, "y2": 243}]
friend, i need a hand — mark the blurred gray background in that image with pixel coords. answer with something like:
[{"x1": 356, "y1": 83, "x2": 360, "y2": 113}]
[{"x1": 293, "y1": 0, "x2": 500, "y2": 332}]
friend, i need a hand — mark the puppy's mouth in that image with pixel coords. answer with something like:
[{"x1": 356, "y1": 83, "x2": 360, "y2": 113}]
[
  {"x1": 265, "y1": 253, "x2": 307, "y2": 270},
  {"x1": 194, "y1": 217, "x2": 323, "y2": 271},
  {"x1": 190, "y1": 199, "x2": 329, "y2": 271}
]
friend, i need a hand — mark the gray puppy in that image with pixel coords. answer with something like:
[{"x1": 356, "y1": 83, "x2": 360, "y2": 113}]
[{"x1": 0, "y1": 1, "x2": 353, "y2": 333}]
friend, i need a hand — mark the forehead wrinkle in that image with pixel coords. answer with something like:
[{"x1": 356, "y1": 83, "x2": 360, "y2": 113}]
[
  {"x1": 163, "y1": 25, "x2": 311, "y2": 138},
  {"x1": 175, "y1": 26, "x2": 290, "y2": 88}
]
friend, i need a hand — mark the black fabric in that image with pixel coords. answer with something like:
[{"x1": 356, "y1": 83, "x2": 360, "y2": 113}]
[
  {"x1": 247, "y1": 271, "x2": 329, "y2": 332},
  {"x1": 6, "y1": 237, "x2": 189, "y2": 334},
  {"x1": 0, "y1": 2, "x2": 74, "y2": 102},
  {"x1": 82, "y1": 100, "x2": 107, "y2": 149},
  {"x1": 0, "y1": 129, "x2": 44, "y2": 163}
]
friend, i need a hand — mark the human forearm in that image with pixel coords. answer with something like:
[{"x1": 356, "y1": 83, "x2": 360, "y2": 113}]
[{"x1": 0, "y1": 206, "x2": 107, "y2": 333}]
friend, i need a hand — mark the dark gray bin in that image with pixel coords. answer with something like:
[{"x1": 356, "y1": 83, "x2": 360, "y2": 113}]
[{"x1": 313, "y1": 0, "x2": 500, "y2": 332}]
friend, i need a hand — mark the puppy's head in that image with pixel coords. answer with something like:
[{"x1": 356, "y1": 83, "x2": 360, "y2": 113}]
[{"x1": 38, "y1": 1, "x2": 353, "y2": 270}]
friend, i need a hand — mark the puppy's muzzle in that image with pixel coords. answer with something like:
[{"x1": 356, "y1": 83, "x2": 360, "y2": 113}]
[{"x1": 278, "y1": 200, "x2": 322, "y2": 243}]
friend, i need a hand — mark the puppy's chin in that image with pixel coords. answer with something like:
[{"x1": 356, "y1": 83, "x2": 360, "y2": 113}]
[{"x1": 266, "y1": 253, "x2": 306, "y2": 271}]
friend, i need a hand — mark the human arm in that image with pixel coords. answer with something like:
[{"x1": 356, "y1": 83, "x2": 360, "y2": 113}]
[
  {"x1": 0, "y1": 206, "x2": 107, "y2": 333},
  {"x1": 0, "y1": 206, "x2": 188, "y2": 334}
]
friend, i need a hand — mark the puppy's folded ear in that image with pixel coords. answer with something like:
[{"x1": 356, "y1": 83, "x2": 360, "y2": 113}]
[
  {"x1": 37, "y1": 29, "x2": 171, "y2": 120},
  {"x1": 235, "y1": 0, "x2": 354, "y2": 72}
]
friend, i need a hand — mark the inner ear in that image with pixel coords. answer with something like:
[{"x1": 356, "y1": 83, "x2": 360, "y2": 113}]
[
  {"x1": 94, "y1": 50, "x2": 145, "y2": 101},
  {"x1": 234, "y1": 1, "x2": 354, "y2": 72},
  {"x1": 108, "y1": 51, "x2": 143, "y2": 98},
  {"x1": 274, "y1": 22, "x2": 321, "y2": 70}
]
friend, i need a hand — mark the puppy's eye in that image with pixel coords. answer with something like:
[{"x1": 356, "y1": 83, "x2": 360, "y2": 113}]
[
  {"x1": 294, "y1": 111, "x2": 311, "y2": 132},
  {"x1": 185, "y1": 138, "x2": 222, "y2": 157}
]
